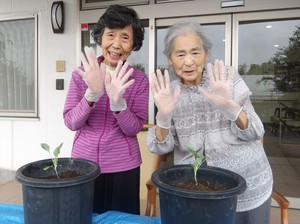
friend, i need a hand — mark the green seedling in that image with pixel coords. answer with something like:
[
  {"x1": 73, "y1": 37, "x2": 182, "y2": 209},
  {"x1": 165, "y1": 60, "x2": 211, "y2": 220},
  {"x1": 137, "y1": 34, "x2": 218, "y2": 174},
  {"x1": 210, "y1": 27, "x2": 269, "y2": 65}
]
[
  {"x1": 186, "y1": 144, "x2": 207, "y2": 185},
  {"x1": 41, "y1": 142, "x2": 63, "y2": 178}
]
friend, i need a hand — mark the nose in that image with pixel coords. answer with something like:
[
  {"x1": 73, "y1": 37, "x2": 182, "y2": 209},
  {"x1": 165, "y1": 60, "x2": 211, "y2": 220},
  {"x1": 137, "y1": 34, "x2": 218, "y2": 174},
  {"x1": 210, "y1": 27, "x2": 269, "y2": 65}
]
[
  {"x1": 112, "y1": 37, "x2": 121, "y2": 49},
  {"x1": 184, "y1": 55, "x2": 194, "y2": 66}
]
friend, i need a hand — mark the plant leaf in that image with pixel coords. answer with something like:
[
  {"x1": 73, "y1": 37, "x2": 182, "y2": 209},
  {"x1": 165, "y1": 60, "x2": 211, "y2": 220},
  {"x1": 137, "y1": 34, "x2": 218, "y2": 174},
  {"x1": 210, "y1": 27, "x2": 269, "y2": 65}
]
[
  {"x1": 41, "y1": 143, "x2": 50, "y2": 152},
  {"x1": 43, "y1": 166, "x2": 52, "y2": 171},
  {"x1": 53, "y1": 142, "x2": 63, "y2": 158},
  {"x1": 186, "y1": 145, "x2": 201, "y2": 159},
  {"x1": 186, "y1": 144, "x2": 208, "y2": 185}
]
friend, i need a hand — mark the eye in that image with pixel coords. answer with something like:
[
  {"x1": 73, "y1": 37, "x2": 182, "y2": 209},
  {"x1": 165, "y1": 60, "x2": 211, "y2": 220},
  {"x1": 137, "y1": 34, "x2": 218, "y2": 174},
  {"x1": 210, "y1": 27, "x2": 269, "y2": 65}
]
[
  {"x1": 106, "y1": 32, "x2": 114, "y2": 38},
  {"x1": 122, "y1": 35, "x2": 130, "y2": 42}
]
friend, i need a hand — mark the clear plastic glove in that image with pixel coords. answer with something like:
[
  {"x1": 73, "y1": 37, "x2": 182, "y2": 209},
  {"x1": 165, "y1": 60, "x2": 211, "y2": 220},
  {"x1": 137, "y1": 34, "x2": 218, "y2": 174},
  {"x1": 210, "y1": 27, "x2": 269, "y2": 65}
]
[
  {"x1": 105, "y1": 61, "x2": 135, "y2": 112},
  {"x1": 77, "y1": 46, "x2": 106, "y2": 103},
  {"x1": 198, "y1": 59, "x2": 242, "y2": 121},
  {"x1": 151, "y1": 69, "x2": 180, "y2": 129}
]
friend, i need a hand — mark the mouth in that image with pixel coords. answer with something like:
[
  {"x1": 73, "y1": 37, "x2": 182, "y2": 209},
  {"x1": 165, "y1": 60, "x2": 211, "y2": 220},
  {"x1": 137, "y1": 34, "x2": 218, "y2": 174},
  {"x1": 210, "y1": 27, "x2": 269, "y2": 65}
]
[
  {"x1": 109, "y1": 51, "x2": 122, "y2": 57},
  {"x1": 184, "y1": 70, "x2": 194, "y2": 74}
]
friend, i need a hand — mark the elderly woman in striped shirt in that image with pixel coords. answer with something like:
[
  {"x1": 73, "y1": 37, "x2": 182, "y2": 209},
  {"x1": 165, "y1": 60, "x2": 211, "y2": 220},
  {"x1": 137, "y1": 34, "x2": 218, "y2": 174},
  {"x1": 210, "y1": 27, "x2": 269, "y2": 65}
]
[{"x1": 63, "y1": 4, "x2": 149, "y2": 215}]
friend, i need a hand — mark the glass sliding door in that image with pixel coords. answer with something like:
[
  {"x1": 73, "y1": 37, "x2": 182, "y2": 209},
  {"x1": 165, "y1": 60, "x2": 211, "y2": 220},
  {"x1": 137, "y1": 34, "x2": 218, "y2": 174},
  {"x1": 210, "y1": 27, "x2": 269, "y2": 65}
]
[
  {"x1": 232, "y1": 9, "x2": 300, "y2": 208},
  {"x1": 152, "y1": 15, "x2": 231, "y2": 130},
  {"x1": 152, "y1": 13, "x2": 232, "y2": 180},
  {"x1": 156, "y1": 15, "x2": 232, "y2": 68},
  {"x1": 153, "y1": 15, "x2": 231, "y2": 122}
]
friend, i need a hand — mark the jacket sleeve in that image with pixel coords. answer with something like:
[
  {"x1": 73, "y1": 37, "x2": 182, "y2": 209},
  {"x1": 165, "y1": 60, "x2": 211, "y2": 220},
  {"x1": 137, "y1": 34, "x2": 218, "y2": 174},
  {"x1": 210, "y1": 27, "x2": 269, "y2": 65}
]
[
  {"x1": 113, "y1": 70, "x2": 150, "y2": 136},
  {"x1": 146, "y1": 126, "x2": 176, "y2": 155},
  {"x1": 230, "y1": 73, "x2": 265, "y2": 141},
  {"x1": 63, "y1": 70, "x2": 94, "y2": 131}
]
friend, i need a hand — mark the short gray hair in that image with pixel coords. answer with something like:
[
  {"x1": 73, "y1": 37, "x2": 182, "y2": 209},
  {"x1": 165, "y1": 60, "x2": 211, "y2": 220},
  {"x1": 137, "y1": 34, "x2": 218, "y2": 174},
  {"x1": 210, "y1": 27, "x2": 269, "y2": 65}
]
[{"x1": 163, "y1": 21, "x2": 212, "y2": 58}]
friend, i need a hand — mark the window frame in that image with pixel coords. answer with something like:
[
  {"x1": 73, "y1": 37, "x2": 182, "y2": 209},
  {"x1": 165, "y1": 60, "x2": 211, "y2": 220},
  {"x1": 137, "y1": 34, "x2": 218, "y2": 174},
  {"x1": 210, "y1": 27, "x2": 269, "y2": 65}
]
[
  {"x1": 0, "y1": 13, "x2": 38, "y2": 118},
  {"x1": 80, "y1": 0, "x2": 149, "y2": 10}
]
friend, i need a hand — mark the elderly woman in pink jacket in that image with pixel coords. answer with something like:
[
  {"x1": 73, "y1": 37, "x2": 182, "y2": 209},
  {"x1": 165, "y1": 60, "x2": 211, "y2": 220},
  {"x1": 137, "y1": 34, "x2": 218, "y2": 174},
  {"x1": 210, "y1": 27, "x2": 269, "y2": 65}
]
[{"x1": 63, "y1": 5, "x2": 149, "y2": 215}]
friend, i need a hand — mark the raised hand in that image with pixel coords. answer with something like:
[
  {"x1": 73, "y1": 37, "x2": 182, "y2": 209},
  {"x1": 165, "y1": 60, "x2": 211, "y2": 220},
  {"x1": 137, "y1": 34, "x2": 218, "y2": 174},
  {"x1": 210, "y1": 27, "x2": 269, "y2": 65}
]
[
  {"x1": 151, "y1": 69, "x2": 180, "y2": 129},
  {"x1": 77, "y1": 46, "x2": 106, "y2": 103},
  {"x1": 198, "y1": 59, "x2": 242, "y2": 121},
  {"x1": 105, "y1": 60, "x2": 135, "y2": 112}
]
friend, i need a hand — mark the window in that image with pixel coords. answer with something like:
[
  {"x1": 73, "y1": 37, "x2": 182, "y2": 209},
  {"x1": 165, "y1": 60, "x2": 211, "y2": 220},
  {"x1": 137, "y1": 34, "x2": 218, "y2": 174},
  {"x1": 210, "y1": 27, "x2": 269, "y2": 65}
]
[{"x1": 0, "y1": 14, "x2": 38, "y2": 118}]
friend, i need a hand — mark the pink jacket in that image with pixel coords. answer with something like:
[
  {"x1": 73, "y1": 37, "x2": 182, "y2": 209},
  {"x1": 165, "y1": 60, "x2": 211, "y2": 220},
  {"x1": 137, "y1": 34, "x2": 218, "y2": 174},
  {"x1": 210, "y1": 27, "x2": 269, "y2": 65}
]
[{"x1": 63, "y1": 56, "x2": 149, "y2": 173}]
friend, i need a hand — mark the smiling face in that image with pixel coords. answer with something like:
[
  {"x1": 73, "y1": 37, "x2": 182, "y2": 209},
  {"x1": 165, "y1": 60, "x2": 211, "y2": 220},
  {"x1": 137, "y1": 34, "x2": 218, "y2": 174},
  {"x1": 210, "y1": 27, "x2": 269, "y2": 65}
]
[
  {"x1": 168, "y1": 33, "x2": 208, "y2": 87},
  {"x1": 101, "y1": 25, "x2": 134, "y2": 67}
]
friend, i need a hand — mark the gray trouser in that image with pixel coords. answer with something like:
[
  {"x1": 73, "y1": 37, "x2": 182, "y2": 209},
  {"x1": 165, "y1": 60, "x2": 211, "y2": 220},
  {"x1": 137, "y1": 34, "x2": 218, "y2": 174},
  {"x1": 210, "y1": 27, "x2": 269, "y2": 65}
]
[{"x1": 236, "y1": 197, "x2": 271, "y2": 224}]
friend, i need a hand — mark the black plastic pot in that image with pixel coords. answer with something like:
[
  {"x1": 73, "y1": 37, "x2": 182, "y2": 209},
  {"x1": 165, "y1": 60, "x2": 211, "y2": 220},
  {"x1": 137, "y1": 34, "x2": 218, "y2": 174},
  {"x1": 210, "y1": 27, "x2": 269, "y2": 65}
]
[
  {"x1": 15, "y1": 158, "x2": 100, "y2": 224},
  {"x1": 152, "y1": 165, "x2": 246, "y2": 224}
]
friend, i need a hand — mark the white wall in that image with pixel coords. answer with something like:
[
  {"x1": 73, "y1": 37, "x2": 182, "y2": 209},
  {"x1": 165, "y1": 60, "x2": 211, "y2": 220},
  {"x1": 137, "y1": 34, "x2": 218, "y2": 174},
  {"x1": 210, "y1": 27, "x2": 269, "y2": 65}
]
[{"x1": 0, "y1": 0, "x2": 78, "y2": 170}]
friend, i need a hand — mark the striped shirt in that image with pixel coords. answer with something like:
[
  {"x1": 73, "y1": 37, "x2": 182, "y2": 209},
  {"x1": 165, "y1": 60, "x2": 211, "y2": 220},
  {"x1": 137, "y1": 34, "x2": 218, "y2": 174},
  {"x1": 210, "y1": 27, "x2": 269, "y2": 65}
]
[{"x1": 63, "y1": 56, "x2": 149, "y2": 173}]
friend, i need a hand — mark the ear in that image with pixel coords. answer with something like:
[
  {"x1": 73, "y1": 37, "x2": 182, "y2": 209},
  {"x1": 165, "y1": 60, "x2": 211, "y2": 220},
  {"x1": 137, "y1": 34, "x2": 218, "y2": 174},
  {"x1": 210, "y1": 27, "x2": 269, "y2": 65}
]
[
  {"x1": 205, "y1": 53, "x2": 209, "y2": 62},
  {"x1": 168, "y1": 58, "x2": 173, "y2": 66}
]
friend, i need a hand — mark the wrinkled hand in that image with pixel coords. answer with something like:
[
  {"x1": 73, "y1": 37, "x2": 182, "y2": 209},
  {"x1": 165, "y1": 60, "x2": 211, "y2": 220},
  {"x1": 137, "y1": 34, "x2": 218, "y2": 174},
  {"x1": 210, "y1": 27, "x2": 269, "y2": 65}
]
[
  {"x1": 198, "y1": 59, "x2": 242, "y2": 121},
  {"x1": 77, "y1": 46, "x2": 106, "y2": 102},
  {"x1": 105, "y1": 61, "x2": 135, "y2": 112},
  {"x1": 151, "y1": 69, "x2": 180, "y2": 129}
]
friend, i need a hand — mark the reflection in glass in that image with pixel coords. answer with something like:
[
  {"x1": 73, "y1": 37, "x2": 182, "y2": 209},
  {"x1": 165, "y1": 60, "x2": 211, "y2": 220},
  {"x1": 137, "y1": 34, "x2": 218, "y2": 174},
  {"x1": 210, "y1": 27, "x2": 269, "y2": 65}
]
[
  {"x1": 238, "y1": 19, "x2": 300, "y2": 130},
  {"x1": 127, "y1": 27, "x2": 149, "y2": 75},
  {"x1": 238, "y1": 19, "x2": 300, "y2": 200}
]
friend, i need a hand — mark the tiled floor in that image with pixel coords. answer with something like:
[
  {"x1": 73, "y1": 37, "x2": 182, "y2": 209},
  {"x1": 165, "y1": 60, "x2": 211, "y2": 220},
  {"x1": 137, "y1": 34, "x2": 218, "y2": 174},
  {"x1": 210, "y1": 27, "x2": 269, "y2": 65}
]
[{"x1": 263, "y1": 127, "x2": 300, "y2": 211}]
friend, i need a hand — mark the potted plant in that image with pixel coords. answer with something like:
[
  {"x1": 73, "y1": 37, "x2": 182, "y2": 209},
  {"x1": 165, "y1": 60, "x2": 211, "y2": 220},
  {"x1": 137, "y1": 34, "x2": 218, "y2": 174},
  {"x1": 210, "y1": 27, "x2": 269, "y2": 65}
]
[
  {"x1": 151, "y1": 145, "x2": 246, "y2": 224},
  {"x1": 15, "y1": 143, "x2": 101, "y2": 224}
]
